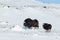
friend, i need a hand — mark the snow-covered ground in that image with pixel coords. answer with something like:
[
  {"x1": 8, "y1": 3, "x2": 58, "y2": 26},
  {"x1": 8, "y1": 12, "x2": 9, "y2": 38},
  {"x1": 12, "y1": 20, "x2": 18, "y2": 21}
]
[{"x1": 0, "y1": 0, "x2": 60, "y2": 40}]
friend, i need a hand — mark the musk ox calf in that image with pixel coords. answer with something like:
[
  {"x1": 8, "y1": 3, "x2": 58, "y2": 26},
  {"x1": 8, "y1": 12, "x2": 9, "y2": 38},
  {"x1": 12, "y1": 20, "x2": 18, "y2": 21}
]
[
  {"x1": 23, "y1": 18, "x2": 39, "y2": 29},
  {"x1": 43, "y1": 23, "x2": 52, "y2": 32}
]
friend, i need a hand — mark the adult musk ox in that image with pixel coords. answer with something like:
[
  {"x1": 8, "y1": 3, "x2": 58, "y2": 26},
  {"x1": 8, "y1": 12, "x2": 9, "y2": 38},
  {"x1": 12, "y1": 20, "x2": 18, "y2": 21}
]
[
  {"x1": 43, "y1": 23, "x2": 52, "y2": 32},
  {"x1": 24, "y1": 18, "x2": 33, "y2": 29},
  {"x1": 23, "y1": 18, "x2": 39, "y2": 29}
]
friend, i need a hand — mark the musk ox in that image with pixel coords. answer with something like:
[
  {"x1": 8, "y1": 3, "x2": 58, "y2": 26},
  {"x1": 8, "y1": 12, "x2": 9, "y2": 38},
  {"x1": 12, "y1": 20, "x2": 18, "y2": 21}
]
[
  {"x1": 23, "y1": 18, "x2": 39, "y2": 29},
  {"x1": 43, "y1": 23, "x2": 52, "y2": 32},
  {"x1": 24, "y1": 18, "x2": 33, "y2": 29}
]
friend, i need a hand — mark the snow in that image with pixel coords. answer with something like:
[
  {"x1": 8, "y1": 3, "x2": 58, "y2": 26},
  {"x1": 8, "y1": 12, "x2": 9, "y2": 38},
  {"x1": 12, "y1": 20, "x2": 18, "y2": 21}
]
[
  {"x1": 0, "y1": 0, "x2": 60, "y2": 40},
  {"x1": 11, "y1": 25, "x2": 25, "y2": 32}
]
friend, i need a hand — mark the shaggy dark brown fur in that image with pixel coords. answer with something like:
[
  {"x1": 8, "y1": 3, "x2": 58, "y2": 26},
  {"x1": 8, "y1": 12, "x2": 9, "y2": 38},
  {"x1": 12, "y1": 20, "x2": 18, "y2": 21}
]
[
  {"x1": 24, "y1": 18, "x2": 33, "y2": 28},
  {"x1": 43, "y1": 23, "x2": 52, "y2": 30},
  {"x1": 23, "y1": 18, "x2": 39, "y2": 29},
  {"x1": 32, "y1": 19, "x2": 39, "y2": 28}
]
